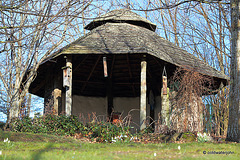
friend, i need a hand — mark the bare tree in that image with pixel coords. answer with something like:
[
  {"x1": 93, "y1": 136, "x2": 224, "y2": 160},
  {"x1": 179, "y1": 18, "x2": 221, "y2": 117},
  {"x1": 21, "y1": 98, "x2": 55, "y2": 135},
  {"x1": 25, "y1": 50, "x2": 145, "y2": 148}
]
[
  {"x1": 0, "y1": 0, "x2": 94, "y2": 123},
  {"x1": 227, "y1": 0, "x2": 240, "y2": 142}
]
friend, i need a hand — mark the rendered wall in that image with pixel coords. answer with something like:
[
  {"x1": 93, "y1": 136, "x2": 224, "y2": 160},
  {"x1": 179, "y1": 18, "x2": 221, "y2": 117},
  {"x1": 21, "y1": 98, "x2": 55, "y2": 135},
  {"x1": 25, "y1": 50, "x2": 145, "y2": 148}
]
[
  {"x1": 154, "y1": 96, "x2": 162, "y2": 121},
  {"x1": 72, "y1": 95, "x2": 107, "y2": 122},
  {"x1": 71, "y1": 95, "x2": 152, "y2": 130},
  {"x1": 113, "y1": 97, "x2": 149, "y2": 130}
]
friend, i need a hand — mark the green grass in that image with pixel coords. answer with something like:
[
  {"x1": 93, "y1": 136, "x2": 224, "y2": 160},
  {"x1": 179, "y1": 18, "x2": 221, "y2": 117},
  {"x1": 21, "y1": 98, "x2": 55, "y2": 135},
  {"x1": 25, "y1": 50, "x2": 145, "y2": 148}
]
[{"x1": 0, "y1": 131, "x2": 239, "y2": 160}]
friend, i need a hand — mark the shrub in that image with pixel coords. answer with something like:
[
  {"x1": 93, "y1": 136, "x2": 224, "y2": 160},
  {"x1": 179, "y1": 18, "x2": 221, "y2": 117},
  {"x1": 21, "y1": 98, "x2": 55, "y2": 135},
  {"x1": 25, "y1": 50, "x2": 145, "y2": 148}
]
[
  {"x1": 180, "y1": 132, "x2": 196, "y2": 142},
  {"x1": 85, "y1": 122, "x2": 132, "y2": 142},
  {"x1": 10, "y1": 115, "x2": 86, "y2": 136},
  {"x1": 9, "y1": 115, "x2": 132, "y2": 142},
  {"x1": 11, "y1": 116, "x2": 33, "y2": 132}
]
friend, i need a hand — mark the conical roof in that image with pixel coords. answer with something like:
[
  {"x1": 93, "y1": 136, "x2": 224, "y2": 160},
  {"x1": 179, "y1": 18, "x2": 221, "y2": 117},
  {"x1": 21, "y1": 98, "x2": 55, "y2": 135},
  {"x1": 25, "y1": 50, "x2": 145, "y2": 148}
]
[
  {"x1": 50, "y1": 22, "x2": 228, "y2": 81},
  {"x1": 30, "y1": 9, "x2": 229, "y2": 97},
  {"x1": 85, "y1": 9, "x2": 157, "y2": 31}
]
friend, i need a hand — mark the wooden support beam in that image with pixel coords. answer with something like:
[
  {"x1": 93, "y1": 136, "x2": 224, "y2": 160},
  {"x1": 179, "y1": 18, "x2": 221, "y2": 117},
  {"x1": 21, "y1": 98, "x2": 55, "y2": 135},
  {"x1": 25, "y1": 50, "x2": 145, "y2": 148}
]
[
  {"x1": 107, "y1": 78, "x2": 113, "y2": 117},
  {"x1": 126, "y1": 54, "x2": 136, "y2": 96},
  {"x1": 53, "y1": 88, "x2": 61, "y2": 115},
  {"x1": 147, "y1": 68, "x2": 152, "y2": 79},
  {"x1": 153, "y1": 56, "x2": 165, "y2": 93},
  {"x1": 140, "y1": 58, "x2": 147, "y2": 130},
  {"x1": 81, "y1": 55, "x2": 101, "y2": 93},
  {"x1": 53, "y1": 74, "x2": 62, "y2": 115},
  {"x1": 106, "y1": 56, "x2": 114, "y2": 118},
  {"x1": 31, "y1": 79, "x2": 46, "y2": 93},
  {"x1": 73, "y1": 80, "x2": 149, "y2": 86},
  {"x1": 153, "y1": 56, "x2": 163, "y2": 68},
  {"x1": 73, "y1": 55, "x2": 88, "y2": 73},
  {"x1": 110, "y1": 55, "x2": 115, "y2": 78},
  {"x1": 73, "y1": 80, "x2": 104, "y2": 84},
  {"x1": 161, "y1": 76, "x2": 170, "y2": 126},
  {"x1": 65, "y1": 56, "x2": 72, "y2": 116},
  {"x1": 147, "y1": 62, "x2": 161, "y2": 95}
]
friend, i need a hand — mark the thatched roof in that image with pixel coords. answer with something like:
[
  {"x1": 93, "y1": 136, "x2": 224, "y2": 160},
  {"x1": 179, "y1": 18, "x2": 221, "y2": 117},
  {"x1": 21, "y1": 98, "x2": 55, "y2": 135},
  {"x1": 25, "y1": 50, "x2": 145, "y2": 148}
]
[
  {"x1": 85, "y1": 9, "x2": 156, "y2": 31},
  {"x1": 29, "y1": 9, "x2": 229, "y2": 97},
  {"x1": 50, "y1": 11, "x2": 228, "y2": 80}
]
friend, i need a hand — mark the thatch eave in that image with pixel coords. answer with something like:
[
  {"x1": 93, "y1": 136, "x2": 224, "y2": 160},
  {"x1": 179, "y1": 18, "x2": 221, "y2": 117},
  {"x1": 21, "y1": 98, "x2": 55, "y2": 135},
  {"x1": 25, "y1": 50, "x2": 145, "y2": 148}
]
[
  {"x1": 47, "y1": 43, "x2": 229, "y2": 81},
  {"x1": 29, "y1": 15, "x2": 229, "y2": 97}
]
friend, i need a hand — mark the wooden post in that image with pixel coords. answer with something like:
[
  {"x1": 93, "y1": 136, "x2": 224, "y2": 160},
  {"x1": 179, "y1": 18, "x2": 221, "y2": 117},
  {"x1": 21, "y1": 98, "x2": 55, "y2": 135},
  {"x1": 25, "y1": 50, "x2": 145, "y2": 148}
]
[
  {"x1": 53, "y1": 88, "x2": 61, "y2": 115},
  {"x1": 107, "y1": 78, "x2": 113, "y2": 118},
  {"x1": 104, "y1": 56, "x2": 113, "y2": 119},
  {"x1": 65, "y1": 56, "x2": 72, "y2": 116},
  {"x1": 140, "y1": 58, "x2": 147, "y2": 130},
  {"x1": 53, "y1": 71, "x2": 62, "y2": 115},
  {"x1": 161, "y1": 75, "x2": 170, "y2": 126}
]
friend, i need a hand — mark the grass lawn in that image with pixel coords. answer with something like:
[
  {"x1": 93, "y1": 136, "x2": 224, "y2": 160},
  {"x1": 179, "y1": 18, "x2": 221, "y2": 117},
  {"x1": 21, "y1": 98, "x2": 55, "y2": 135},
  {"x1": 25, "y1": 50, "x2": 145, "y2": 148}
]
[{"x1": 0, "y1": 131, "x2": 239, "y2": 160}]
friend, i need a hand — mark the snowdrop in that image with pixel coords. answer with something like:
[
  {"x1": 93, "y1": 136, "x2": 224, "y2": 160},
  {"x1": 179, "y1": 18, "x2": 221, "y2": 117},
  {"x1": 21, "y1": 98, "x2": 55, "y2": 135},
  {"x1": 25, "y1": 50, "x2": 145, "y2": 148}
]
[
  {"x1": 178, "y1": 146, "x2": 181, "y2": 150},
  {"x1": 111, "y1": 138, "x2": 117, "y2": 143},
  {"x1": 197, "y1": 132, "x2": 213, "y2": 142},
  {"x1": 0, "y1": 150, "x2": 2, "y2": 155},
  {"x1": 3, "y1": 138, "x2": 10, "y2": 143},
  {"x1": 110, "y1": 134, "x2": 137, "y2": 143},
  {"x1": 3, "y1": 138, "x2": 10, "y2": 144},
  {"x1": 130, "y1": 136, "x2": 137, "y2": 141}
]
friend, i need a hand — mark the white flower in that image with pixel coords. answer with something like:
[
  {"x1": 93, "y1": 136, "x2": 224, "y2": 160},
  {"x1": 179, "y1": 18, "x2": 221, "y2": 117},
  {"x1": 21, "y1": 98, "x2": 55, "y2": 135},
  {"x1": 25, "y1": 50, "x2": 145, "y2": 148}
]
[
  {"x1": 197, "y1": 132, "x2": 203, "y2": 137},
  {"x1": 3, "y1": 138, "x2": 8, "y2": 143},
  {"x1": 8, "y1": 140, "x2": 10, "y2": 143},
  {"x1": 0, "y1": 150, "x2": 2, "y2": 155},
  {"x1": 154, "y1": 153, "x2": 156, "y2": 156},
  {"x1": 178, "y1": 146, "x2": 181, "y2": 150},
  {"x1": 130, "y1": 136, "x2": 134, "y2": 141},
  {"x1": 112, "y1": 139, "x2": 116, "y2": 143},
  {"x1": 197, "y1": 132, "x2": 213, "y2": 142}
]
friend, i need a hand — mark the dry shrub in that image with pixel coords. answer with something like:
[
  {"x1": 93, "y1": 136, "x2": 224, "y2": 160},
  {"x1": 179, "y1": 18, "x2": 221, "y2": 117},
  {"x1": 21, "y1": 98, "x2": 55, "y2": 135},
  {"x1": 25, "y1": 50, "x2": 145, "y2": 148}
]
[
  {"x1": 169, "y1": 67, "x2": 213, "y2": 133},
  {"x1": 171, "y1": 67, "x2": 212, "y2": 104}
]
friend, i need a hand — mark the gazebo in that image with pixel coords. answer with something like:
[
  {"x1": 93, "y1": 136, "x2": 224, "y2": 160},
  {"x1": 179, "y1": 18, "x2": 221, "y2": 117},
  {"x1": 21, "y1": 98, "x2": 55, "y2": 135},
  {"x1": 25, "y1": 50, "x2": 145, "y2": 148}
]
[{"x1": 29, "y1": 9, "x2": 228, "y2": 131}]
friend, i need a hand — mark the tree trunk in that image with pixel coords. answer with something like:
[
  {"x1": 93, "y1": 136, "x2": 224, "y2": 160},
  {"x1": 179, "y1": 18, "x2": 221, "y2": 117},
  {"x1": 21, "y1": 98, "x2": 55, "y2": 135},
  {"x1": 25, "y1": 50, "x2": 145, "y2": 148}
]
[
  {"x1": 27, "y1": 94, "x2": 32, "y2": 117},
  {"x1": 227, "y1": 0, "x2": 240, "y2": 142}
]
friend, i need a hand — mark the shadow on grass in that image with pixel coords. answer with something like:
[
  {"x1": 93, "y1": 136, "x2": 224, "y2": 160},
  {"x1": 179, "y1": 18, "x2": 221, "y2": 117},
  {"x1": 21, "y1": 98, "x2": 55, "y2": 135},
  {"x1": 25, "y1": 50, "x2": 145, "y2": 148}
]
[{"x1": 31, "y1": 143, "x2": 54, "y2": 160}]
